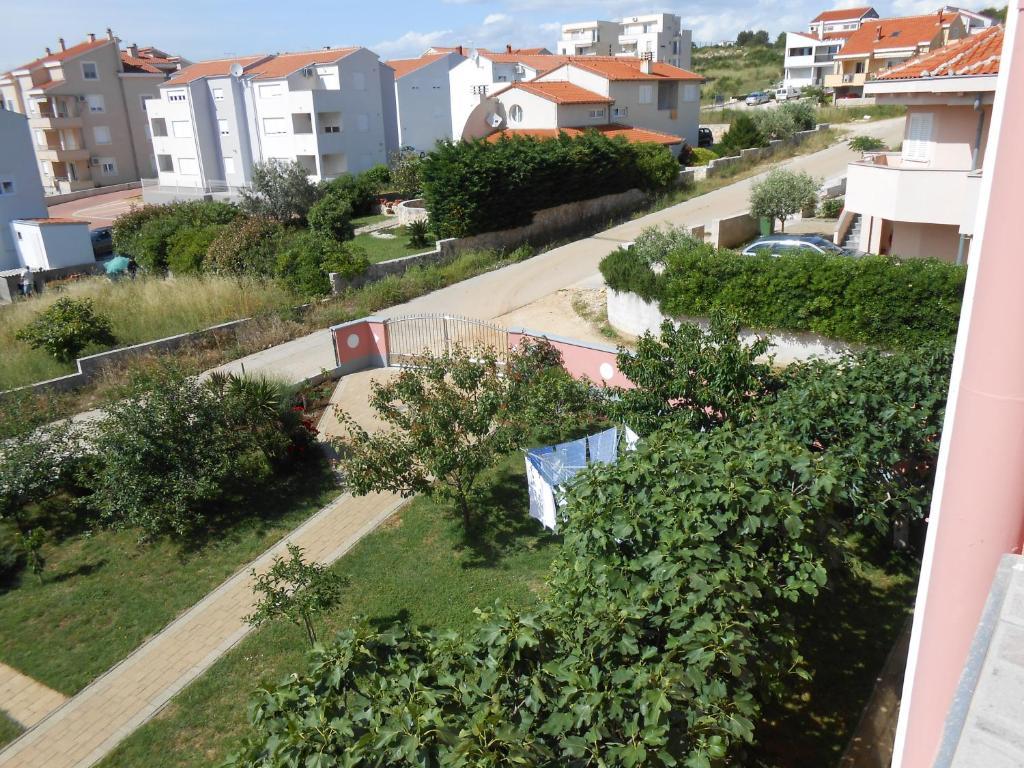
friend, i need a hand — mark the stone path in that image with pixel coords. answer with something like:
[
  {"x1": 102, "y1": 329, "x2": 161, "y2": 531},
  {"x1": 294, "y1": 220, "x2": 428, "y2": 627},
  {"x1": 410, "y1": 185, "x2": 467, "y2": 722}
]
[
  {"x1": 353, "y1": 217, "x2": 399, "y2": 235},
  {"x1": 0, "y1": 483, "x2": 404, "y2": 768},
  {"x1": 0, "y1": 665, "x2": 67, "y2": 729}
]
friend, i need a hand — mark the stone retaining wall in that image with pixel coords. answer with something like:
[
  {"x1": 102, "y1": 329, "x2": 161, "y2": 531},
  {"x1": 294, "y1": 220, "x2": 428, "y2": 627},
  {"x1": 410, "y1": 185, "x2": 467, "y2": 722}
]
[
  {"x1": 395, "y1": 199, "x2": 429, "y2": 226},
  {"x1": 702, "y1": 123, "x2": 831, "y2": 179}
]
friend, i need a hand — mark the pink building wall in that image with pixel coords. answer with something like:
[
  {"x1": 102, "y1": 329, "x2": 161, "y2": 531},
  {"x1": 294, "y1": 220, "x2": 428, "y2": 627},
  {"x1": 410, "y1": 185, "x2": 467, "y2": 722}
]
[
  {"x1": 904, "y1": 104, "x2": 992, "y2": 169},
  {"x1": 892, "y1": 6, "x2": 1024, "y2": 766}
]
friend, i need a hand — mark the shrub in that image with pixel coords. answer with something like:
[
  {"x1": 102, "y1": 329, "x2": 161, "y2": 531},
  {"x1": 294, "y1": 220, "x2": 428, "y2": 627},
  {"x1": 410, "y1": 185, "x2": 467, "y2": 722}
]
[
  {"x1": 632, "y1": 142, "x2": 681, "y2": 192},
  {"x1": 319, "y1": 173, "x2": 379, "y2": 217},
  {"x1": 113, "y1": 200, "x2": 238, "y2": 271},
  {"x1": 111, "y1": 204, "x2": 168, "y2": 259},
  {"x1": 166, "y1": 224, "x2": 225, "y2": 275},
  {"x1": 406, "y1": 218, "x2": 430, "y2": 247},
  {"x1": 360, "y1": 164, "x2": 391, "y2": 193},
  {"x1": 389, "y1": 150, "x2": 424, "y2": 199},
  {"x1": 801, "y1": 85, "x2": 829, "y2": 106},
  {"x1": 720, "y1": 113, "x2": 766, "y2": 154},
  {"x1": 275, "y1": 231, "x2": 368, "y2": 297},
  {"x1": 15, "y1": 297, "x2": 116, "y2": 361},
  {"x1": 780, "y1": 99, "x2": 816, "y2": 131},
  {"x1": 818, "y1": 196, "x2": 845, "y2": 218},
  {"x1": 205, "y1": 217, "x2": 283, "y2": 277},
  {"x1": 849, "y1": 135, "x2": 886, "y2": 152},
  {"x1": 239, "y1": 160, "x2": 319, "y2": 223},
  {"x1": 751, "y1": 107, "x2": 797, "y2": 141},
  {"x1": 689, "y1": 146, "x2": 718, "y2": 166},
  {"x1": 307, "y1": 192, "x2": 355, "y2": 242},
  {"x1": 749, "y1": 168, "x2": 819, "y2": 231}
]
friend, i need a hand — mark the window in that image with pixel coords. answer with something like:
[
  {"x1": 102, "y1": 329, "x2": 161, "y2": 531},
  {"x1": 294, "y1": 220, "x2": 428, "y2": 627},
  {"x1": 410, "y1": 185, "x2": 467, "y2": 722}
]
[
  {"x1": 788, "y1": 47, "x2": 812, "y2": 57},
  {"x1": 34, "y1": 129, "x2": 46, "y2": 146},
  {"x1": 151, "y1": 117, "x2": 168, "y2": 136},
  {"x1": 316, "y1": 66, "x2": 339, "y2": 90},
  {"x1": 85, "y1": 94, "x2": 105, "y2": 113},
  {"x1": 223, "y1": 156, "x2": 236, "y2": 174},
  {"x1": 682, "y1": 84, "x2": 699, "y2": 101},
  {"x1": 82, "y1": 61, "x2": 98, "y2": 80},
  {"x1": 0, "y1": 177, "x2": 14, "y2": 195},
  {"x1": 357, "y1": 114, "x2": 369, "y2": 132},
  {"x1": 98, "y1": 158, "x2": 117, "y2": 176},
  {"x1": 509, "y1": 104, "x2": 523, "y2": 123},
  {"x1": 353, "y1": 72, "x2": 366, "y2": 91},
  {"x1": 903, "y1": 112, "x2": 933, "y2": 162},
  {"x1": 140, "y1": 94, "x2": 156, "y2": 112},
  {"x1": 212, "y1": 87, "x2": 224, "y2": 101},
  {"x1": 471, "y1": 84, "x2": 488, "y2": 96},
  {"x1": 613, "y1": 106, "x2": 628, "y2": 118},
  {"x1": 218, "y1": 118, "x2": 230, "y2": 135},
  {"x1": 177, "y1": 157, "x2": 199, "y2": 174},
  {"x1": 638, "y1": 85, "x2": 653, "y2": 104},
  {"x1": 588, "y1": 108, "x2": 606, "y2": 118},
  {"x1": 157, "y1": 154, "x2": 173, "y2": 172},
  {"x1": 171, "y1": 120, "x2": 193, "y2": 138},
  {"x1": 323, "y1": 124, "x2": 340, "y2": 133},
  {"x1": 92, "y1": 125, "x2": 111, "y2": 144},
  {"x1": 258, "y1": 83, "x2": 283, "y2": 99},
  {"x1": 262, "y1": 117, "x2": 287, "y2": 134},
  {"x1": 167, "y1": 89, "x2": 187, "y2": 102}
]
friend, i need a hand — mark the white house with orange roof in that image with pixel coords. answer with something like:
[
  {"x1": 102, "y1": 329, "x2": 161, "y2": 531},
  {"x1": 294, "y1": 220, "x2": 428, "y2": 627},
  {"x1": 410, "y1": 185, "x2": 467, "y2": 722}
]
[
  {"x1": 0, "y1": 29, "x2": 185, "y2": 194},
  {"x1": 462, "y1": 56, "x2": 703, "y2": 154},
  {"x1": 384, "y1": 51, "x2": 463, "y2": 153},
  {"x1": 837, "y1": 25, "x2": 1002, "y2": 262},
  {"x1": 144, "y1": 47, "x2": 397, "y2": 201},
  {"x1": 782, "y1": 7, "x2": 879, "y2": 90}
]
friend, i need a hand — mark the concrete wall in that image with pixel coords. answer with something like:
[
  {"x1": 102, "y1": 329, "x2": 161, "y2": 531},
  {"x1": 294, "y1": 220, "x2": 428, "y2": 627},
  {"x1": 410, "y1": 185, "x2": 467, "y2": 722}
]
[
  {"x1": 392, "y1": 55, "x2": 455, "y2": 152},
  {"x1": 394, "y1": 198, "x2": 428, "y2": 225},
  {"x1": 890, "y1": 221, "x2": 961, "y2": 262},
  {"x1": 904, "y1": 104, "x2": 992, "y2": 169},
  {"x1": 709, "y1": 211, "x2": 759, "y2": 248},
  {"x1": 120, "y1": 74, "x2": 165, "y2": 178},
  {"x1": 44, "y1": 180, "x2": 140, "y2": 205},
  {"x1": 11, "y1": 220, "x2": 94, "y2": 269},
  {"x1": 705, "y1": 124, "x2": 830, "y2": 178},
  {"x1": 0, "y1": 110, "x2": 48, "y2": 270}
]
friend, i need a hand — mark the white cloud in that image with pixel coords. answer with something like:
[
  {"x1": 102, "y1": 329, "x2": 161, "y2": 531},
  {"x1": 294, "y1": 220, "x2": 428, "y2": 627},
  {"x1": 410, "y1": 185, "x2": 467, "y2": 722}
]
[
  {"x1": 484, "y1": 12, "x2": 512, "y2": 25},
  {"x1": 371, "y1": 29, "x2": 454, "y2": 58}
]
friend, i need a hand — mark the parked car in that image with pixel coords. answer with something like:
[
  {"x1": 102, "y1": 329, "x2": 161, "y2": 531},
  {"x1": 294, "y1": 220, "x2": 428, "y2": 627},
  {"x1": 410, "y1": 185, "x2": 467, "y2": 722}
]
[
  {"x1": 775, "y1": 85, "x2": 801, "y2": 101},
  {"x1": 740, "y1": 234, "x2": 847, "y2": 257},
  {"x1": 90, "y1": 226, "x2": 113, "y2": 256},
  {"x1": 745, "y1": 91, "x2": 771, "y2": 106},
  {"x1": 697, "y1": 127, "x2": 713, "y2": 148}
]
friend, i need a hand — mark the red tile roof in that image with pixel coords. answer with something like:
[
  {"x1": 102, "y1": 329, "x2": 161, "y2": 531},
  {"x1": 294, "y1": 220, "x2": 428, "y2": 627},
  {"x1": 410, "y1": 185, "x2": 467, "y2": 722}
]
[
  {"x1": 838, "y1": 12, "x2": 957, "y2": 56},
  {"x1": 10, "y1": 37, "x2": 112, "y2": 72},
  {"x1": 811, "y1": 6, "x2": 876, "y2": 23},
  {"x1": 246, "y1": 47, "x2": 360, "y2": 80},
  {"x1": 482, "y1": 53, "x2": 571, "y2": 71},
  {"x1": 385, "y1": 53, "x2": 450, "y2": 79},
  {"x1": 120, "y1": 53, "x2": 163, "y2": 74},
  {"x1": 486, "y1": 123, "x2": 682, "y2": 146},
  {"x1": 875, "y1": 25, "x2": 1003, "y2": 79},
  {"x1": 557, "y1": 56, "x2": 704, "y2": 82},
  {"x1": 120, "y1": 48, "x2": 181, "y2": 74},
  {"x1": 163, "y1": 55, "x2": 268, "y2": 86},
  {"x1": 18, "y1": 218, "x2": 86, "y2": 225},
  {"x1": 495, "y1": 81, "x2": 612, "y2": 104}
]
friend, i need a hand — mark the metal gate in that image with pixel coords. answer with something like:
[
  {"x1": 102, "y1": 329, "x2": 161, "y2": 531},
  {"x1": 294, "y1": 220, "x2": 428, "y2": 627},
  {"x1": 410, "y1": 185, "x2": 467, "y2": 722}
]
[{"x1": 384, "y1": 314, "x2": 509, "y2": 367}]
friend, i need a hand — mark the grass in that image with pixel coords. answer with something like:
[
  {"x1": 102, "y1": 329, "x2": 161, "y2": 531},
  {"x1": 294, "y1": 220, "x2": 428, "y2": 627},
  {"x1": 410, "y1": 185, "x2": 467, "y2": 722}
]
[
  {"x1": 0, "y1": 276, "x2": 295, "y2": 391},
  {"x1": 0, "y1": 464, "x2": 341, "y2": 696},
  {"x1": 98, "y1": 452, "x2": 559, "y2": 768},
  {"x1": 0, "y1": 712, "x2": 23, "y2": 749},
  {"x1": 692, "y1": 44, "x2": 784, "y2": 104},
  {"x1": 351, "y1": 213, "x2": 390, "y2": 228},
  {"x1": 701, "y1": 104, "x2": 906, "y2": 126},
  {"x1": 351, "y1": 225, "x2": 436, "y2": 264}
]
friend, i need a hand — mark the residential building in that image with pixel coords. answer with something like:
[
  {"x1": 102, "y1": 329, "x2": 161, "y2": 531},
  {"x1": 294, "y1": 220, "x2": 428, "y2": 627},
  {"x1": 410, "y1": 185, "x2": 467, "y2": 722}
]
[
  {"x1": 807, "y1": 6, "x2": 879, "y2": 38},
  {"x1": 463, "y1": 56, "x2": 704, "y2": 153},
  {"x1": 782, "y1": 30, "x2": 850, "y2": 88},
  {"x1": 0, "y1": 30, "x2": 185, "y2": 195},
  {"x1": 838, "y1": 26, "x2": 1002, "y2": 262},
  {"x1": 144, "y1": 47, "x2": 397, "y2": 201},
  {"x1": 385, "y1": 51, "x2": 463, "y2": 152},
  {"x1": 556, "y1": 21, "x2": 621, "y2": 57},
  {"x1": 826, "y1": 11, "x2": 967, "y2": 98},
  {"x1": 941, "y1": 5, "x2": 999, "y2": 33}
]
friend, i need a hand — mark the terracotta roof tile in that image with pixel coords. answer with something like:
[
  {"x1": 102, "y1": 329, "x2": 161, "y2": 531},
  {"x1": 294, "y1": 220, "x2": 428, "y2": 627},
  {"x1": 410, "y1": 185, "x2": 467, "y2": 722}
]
[
  {"x1": 811, "y1": 6, "x2": 876, "y2": 23},
  {"x1": 17, "y1": 218, "x2": 86, "y2": 225},
  {"x1": 486, "y1": 123, "x2": 681, "y2": 146},
  {"x1": 11, "y1": 37, "x2": 112, "y2": 72},
  {"x1": 163, "y1": 55, "x2": 268, "y2": 86},
  {"x1": 120, "y1": 54, "x2": 162, "y2": 74},
  {"x1": 838, "y1": 12, "x2": 957, "y2": 57},
  {"x1": 247, "y1": 47, "x2": 361, "y2": 80},
  {"x1": 875, "y1": 25, "x2": 1003, "y2": 79},
  {"x1": 496, "y1": 81, "x2": 613, "y2": 104},
  {"x1": 556, "y1": 56, "x2": 704, "y2": 82},
  {"x1": 385, "y1": 53, "x2": 450, "y2": 79}
]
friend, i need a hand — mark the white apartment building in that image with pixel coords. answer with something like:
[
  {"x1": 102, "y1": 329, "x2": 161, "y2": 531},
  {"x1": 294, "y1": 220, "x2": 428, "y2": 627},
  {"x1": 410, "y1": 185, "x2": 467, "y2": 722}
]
[
  {"x1": 0, "y1": 30, "x2": 184, "y2": 195},
  {"x1": 556, "y1": 14, "x2": 692, "y2": 68},
  {"x1": 385, "y1": 51, "x2": 462, "y2": 153},
  {"x1": 144, "y1": 47, "x2": 398, "y2": 201},
  {"x1": 782, "y1": 7, "x2": 878, "y2": 89}
]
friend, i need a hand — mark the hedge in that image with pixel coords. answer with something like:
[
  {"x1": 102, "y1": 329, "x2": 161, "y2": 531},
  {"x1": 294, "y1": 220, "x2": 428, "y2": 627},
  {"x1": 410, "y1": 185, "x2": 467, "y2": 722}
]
[
  {"x1": 420, "y1": 132, "x2": 680, "y2": 238},
  {"x1": 600, "y1": 235, "x2": 966, "y2": 347}
]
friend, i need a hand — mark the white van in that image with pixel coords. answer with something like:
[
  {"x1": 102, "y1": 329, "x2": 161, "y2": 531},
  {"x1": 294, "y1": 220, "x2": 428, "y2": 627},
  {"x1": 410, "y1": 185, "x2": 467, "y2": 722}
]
[{"x1": 775, "y1": 85, "x2": 800, "y2": 101}]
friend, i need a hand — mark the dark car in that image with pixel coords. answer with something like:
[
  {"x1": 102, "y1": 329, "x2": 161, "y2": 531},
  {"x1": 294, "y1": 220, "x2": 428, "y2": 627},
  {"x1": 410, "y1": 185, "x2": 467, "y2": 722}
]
[
  {"x1": 91, "y1": 226, "x2": 113, "y2": 256},
  {"x1": 740, "y1": 234, "x2": 847, "y2": 257},
  {"x1": 697, "y1": 127, "x2": 713, "y2": 148}
]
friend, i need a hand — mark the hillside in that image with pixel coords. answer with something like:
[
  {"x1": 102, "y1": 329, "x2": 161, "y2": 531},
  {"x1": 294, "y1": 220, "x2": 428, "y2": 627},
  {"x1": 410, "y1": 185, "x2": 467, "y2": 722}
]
[{"x1": 692, "y1": 44, "x2": 784, "y2": 103}]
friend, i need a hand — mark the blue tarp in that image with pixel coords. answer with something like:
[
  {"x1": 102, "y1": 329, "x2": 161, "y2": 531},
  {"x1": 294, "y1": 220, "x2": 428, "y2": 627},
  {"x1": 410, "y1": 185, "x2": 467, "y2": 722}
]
[{"x1": 587, "y1": 427, "x2": 618, "y2": 465}]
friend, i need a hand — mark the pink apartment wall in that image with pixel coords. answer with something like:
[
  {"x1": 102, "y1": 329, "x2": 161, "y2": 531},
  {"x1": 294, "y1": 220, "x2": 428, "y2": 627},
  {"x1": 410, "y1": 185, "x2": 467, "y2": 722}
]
[{"x1": 892, "y1": 5, "x2": 1024, "y2": 767}]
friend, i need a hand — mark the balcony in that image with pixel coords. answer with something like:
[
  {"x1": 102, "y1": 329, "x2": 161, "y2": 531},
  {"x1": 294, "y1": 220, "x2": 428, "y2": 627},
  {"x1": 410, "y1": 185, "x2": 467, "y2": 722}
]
[
  {"x1": 37, "y1": 145, "x2": 90, "y2": 162},
  {"x1": 29, "y1": 113, "x2": 82, "y2": 130},
  {"x1": 52, "y1": 176, "x2": 95, "y2": 194},
  {"x1": 846, "y1": 155, "x2": 983, "y2": 233},
  {"x1": 824, "y1": 71, "x2": 867, "y2": 88}
]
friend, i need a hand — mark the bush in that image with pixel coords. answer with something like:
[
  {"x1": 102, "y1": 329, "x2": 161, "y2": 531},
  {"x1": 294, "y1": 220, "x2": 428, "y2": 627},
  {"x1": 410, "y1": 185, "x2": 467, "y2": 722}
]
[
  {"x1": 689, "y1": 146, "x2": 718, "y2": 166},
  {"x1": 780, "y1": 100, "x2": 816, "y2": 131},
  {"x1": 205, "y1": 217, "x2": 283, "y2": 277},
  {"x1": 818, "y1": 196, "x2": 845, "y2": 218},
  {"x1": 307, "y1": 192, "x2": 355, "y2": 242},
  {"x1": 751, "y1": 107, "x2": 797, "y2": 141},
  {"x1": 240, "y1": 160, "x2": 319, "y2": 223},
  {"x1": 720, "y1": 113, "x2": 766, "y2": 154},
  {"x1": 422, "y1": 132, "x2": 675, "y2": 238},
  {"x1": 15, "y1": 297, "x2": 116, "y2": 361},
  {"x1": 749, "y1": 168, "x2": 819, "y2": 231},
  {"x1": 361, "y1": 164, "x2": 391, "y2": 193},
  {"x1": 632, "y1": 142, "x2": 681, "y2": 192},
  {"x1": 801, "y1": 86, "x2": 829, "y2": 106},
  {"x1": 319, "y1": 172, "x2": 379, "y2": 217},
  {"x1": 113, "y1": 200, "x2": 238, "y2": 271},
  {"x1": 275, "y1": 231, "x2": 368, "y2": 297},
  {"x1": 166, "y1": 224, "x2": 225, "y2": 275},
  {"x1": 389, "y1": 150, "x2": 424, "y2": 199},
  {"x1": 849, "y1": 135, "x2": 886, "y2": 152},
  {"x1": 111, "y1": 204, "x2": 169, "y2": 260},
  {"x1": 406, "y1": 218, "x2": 430, "y2": 247}
]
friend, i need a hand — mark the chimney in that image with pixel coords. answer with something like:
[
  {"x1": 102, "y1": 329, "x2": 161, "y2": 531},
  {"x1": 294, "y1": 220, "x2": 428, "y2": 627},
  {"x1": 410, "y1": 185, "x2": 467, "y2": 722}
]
[
  {"x1": 88, "y1": 33, "x2": 96, "y2": 43},
  {"x1": 457, "y1": 45, "x2": 464, "y2": 56},
  {"x1": 106, "y1": 28, "x2": 114, "y2": 41},
  {"x1": 640, "y1": 57, "x2": 652, "y2": 74},
  {"x1": 506, "y1": 43, "x2": 512, "y2": 53},
  {"x1": 875, "y1": 25, "x2": 882, "y2": 41},
  {"x1": 45, "y1": 47, "x2": 52, "y2": 55},
  {"x1": 129, "y1": 43, "x2": 139, "y2": 57},
  {"x1": 58, "y1": 38, "x2": 66, "y2": 51}
]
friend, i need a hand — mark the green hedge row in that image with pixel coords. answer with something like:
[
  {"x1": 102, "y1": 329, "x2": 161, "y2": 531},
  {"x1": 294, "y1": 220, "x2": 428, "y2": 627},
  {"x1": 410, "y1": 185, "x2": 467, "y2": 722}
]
[
  {"x1": 600, "y1": 237, "x2": 966, "y2": 347},
  {"x1": 421, "y1": 132, "x2": 680, "y2": 238}
]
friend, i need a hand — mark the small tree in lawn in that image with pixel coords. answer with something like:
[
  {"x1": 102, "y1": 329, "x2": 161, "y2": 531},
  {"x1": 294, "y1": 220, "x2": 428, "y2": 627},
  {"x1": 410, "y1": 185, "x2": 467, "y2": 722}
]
[
  {"x1": 239, "y1": 160, "x2": 319, "y2": 224},
  {"x1": 247, "y1": 544, "x2": 346, "y2": 648},
  {"x1": 749, "y1": 168, "x2": 819, "y2": 232},
  {"x1": 389, "y1": 150, "x2": 423, "y2": 199},
  {"x1": 15, "y1": 297, "x2": 116, "y2": 362}
]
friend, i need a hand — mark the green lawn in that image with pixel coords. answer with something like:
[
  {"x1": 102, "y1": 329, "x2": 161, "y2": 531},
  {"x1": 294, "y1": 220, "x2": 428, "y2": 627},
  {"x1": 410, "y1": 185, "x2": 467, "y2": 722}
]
[
  {"x1": 0, "y1": 466, "x2": 340, "y2": 696},
  {"x1": 693, "y1": 44, "x2": 783, "y2": 103},
  {"x1": 0, "y1": 712, "x2": 23, "y2": 749},
  {"x1": 99, "y1": 454, "x2": 558, "y2": 768},
  {"x1": 352, "y1": 225, "x2": 436, "y2": 264},
  {"x1": 351, "y1": 213, "x2": 390, "y2": 228}
]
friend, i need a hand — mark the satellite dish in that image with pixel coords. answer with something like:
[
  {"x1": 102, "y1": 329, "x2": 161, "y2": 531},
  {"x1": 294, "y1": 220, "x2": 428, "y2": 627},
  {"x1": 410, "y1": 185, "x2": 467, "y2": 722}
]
[
  {"x1": 487, "y1": 113, "x2": 504, "y2": 128},
  {"x1": 229, "y1": 62, "x2": 244, "y2": 78}
]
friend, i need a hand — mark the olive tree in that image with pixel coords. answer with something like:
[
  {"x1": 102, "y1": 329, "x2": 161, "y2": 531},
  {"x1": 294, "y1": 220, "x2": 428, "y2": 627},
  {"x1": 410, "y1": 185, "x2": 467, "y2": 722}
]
[
  {"x1": 749, "y1": 168, "x2": 819, "y2": 232},
  {"x1": 239, "y1": 160, "x2": 319, "y2": 223}
]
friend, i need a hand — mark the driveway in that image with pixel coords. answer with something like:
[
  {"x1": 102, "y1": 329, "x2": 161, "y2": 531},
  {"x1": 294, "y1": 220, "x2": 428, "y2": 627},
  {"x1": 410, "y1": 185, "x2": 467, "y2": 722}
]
[{"x1": 47, "y1": 188, "x2": 143, "y2": 230}]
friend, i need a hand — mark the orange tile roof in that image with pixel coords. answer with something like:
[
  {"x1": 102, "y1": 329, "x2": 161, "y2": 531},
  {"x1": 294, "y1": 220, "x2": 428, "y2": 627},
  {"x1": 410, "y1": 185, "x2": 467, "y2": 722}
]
[
  {"x1": 163, "y1": 55, "x2": 268, "y2": 86},
  {"x1": 875, "y1": 25, "x2": 1003, "y2": 79},
  {"x1": 120, "y1": 48, "x2": 181, "y2": 74},
  {"x1": 485, "y1": 123, "x2": 682, "y2": 146},
  {"x1": 247, "y1": 47, "x2": 361, "y2": 80},
  {"x1": 811, "y1": 6, "x2": 876, "y2": 23},
  {"x1": 558, "y1": 56, "x2": 704, "y2": 82},
  {"x1": 11, "y1": 37, "x2": 112, "y2": 72},
  {"x1": 482, "y1": 53, "x2": 571, "y2": 72},
  {"x1": 120, "y1": 53, "x2": 163, "y2": 74},
  {"x1": 385, "y1": 53, "x2": 450, "y2": 79},
  {"x1": 496, "y1": 81, "x2": 612, "y2": 104},
  {"x1": 18, "y1": 218, "x2": 86, "y2": 225},
  {"x1": 838, "y1": 12, "x2": 956, "y2": 56}
]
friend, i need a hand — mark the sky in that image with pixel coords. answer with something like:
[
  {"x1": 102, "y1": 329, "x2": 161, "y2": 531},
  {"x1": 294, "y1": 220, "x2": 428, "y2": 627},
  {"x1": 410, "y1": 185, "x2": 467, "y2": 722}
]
[{"x1": 1, "y1": 0, "x2": 954, "y2": 71}]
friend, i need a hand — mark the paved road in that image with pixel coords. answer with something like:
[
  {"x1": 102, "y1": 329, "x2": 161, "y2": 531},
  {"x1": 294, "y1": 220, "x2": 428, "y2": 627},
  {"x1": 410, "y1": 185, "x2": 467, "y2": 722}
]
[{"x1": 47, "y1": 189, "x2": 143, "y2": 231}]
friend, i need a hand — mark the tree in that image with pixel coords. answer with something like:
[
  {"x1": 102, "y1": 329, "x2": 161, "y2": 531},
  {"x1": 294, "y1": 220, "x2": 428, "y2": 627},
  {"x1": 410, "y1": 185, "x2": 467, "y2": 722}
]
[
  {"x1": 246, "y1": 543, "x2": 346, "y2": 647},
  {"x1": 275, "y1": 230, "x2": 368, "y2": 297},
  {"x1": 720, "y1": 113, "x2": 766, "y2": 154},
  {"x1": 389, "y1": 150, "x2": 424, "y2": 198},
  {"x1": 334, "y1": 340, "x2": 589, "y2": 529},
  {"x1": 307, "y1": 191, "x2": 355, "y2": 241},
  {"x1": 749, "y1": 168, "x2": 818, "y2": 232},
  {"x1": 205, "y1": 216, "x2": 283, "y2": 276},
  {"x1": 239, "y1": 160, "x2": 319, "y2": 223},
  {"x1": 978, "y1": 6, "x2": 1007, "y2": 22},
  {"x1": 111, "y1": 200, "x2": 238, "y2": 269},
  {"x1": 15, "y1": 297, "x2": 116, "y2": 362}
]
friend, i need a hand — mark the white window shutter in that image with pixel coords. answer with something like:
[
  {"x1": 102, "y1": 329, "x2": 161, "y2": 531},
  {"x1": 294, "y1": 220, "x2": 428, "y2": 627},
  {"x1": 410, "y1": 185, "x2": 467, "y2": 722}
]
[{"x1": 902, "y1": 112, "x2": 933, "y2": 162}]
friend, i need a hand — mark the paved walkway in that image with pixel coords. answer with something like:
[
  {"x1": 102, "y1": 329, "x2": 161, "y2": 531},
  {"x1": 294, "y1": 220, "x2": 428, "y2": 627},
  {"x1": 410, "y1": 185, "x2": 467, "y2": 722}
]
[{"x1": 0, "y1": 665, "x2": 67, "y2": 729}]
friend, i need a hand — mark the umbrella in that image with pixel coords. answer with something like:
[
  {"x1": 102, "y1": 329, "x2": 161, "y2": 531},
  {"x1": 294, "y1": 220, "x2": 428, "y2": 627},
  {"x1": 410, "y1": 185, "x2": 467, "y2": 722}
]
[{"x1": 104, "y1": 256, "x2": 131, "y2": 275}]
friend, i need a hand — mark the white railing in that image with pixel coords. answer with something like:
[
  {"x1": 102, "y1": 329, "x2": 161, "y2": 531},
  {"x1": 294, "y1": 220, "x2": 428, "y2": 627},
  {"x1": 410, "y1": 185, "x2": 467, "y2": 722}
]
[{"x1": 141, "y1": 178, "x2": 246, "y2": 197}]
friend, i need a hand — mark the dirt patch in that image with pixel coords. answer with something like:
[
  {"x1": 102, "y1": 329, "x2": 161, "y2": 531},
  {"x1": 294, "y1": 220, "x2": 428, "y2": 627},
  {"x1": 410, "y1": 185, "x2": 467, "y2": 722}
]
[{"x1": 494, "y1": 287, "x2": 627, "y2": 347}]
